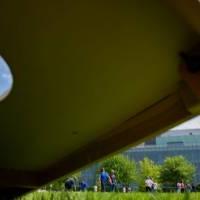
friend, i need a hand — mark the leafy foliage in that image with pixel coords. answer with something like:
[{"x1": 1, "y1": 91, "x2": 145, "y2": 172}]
[
  {"x1": 40, "y1": 155, "x2": 196, "y2": 192},
  {"x1": 160, "y1": 156, "x2": 195, "y2": 186},
  {"x1": 99, "y1": 154, "x2": 137, "y2": 185},
  {"x1": 18, "y1": 191, "x2": 200, "y2": 200}
]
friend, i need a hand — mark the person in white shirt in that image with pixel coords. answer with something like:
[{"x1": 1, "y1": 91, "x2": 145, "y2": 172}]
[
  {"x1": 177, "y1": 181, "x2": 181, "y2": 193},
  {"x1": 145, "y1": 177, "x2": 153, "y2": 192}
]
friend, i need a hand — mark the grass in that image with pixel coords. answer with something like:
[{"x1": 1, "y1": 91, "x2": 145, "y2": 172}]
[{"x1": 17, "y1": 192, "x2": 200, "y2": 200}]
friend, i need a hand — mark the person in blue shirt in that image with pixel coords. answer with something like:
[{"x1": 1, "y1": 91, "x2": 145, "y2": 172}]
[
  {"x1": 79, "y1": 180, "x2": 88, "y2": 191},
  {"x1": 99, "y1": 168, "x2": 111, "y2": 192}
]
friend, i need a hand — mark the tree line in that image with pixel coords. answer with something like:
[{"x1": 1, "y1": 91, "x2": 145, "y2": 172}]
[
  {"x1": 43, "y1": 154, "x2": 195, "y2": 192},
  {"x1": 100, "y1": 154, "x2": 195, "y2": 191}
]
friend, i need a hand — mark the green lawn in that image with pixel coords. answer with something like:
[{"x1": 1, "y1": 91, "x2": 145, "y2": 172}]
[{"x1": 18, "y1": 192, "x2": 200, "y2": 200}]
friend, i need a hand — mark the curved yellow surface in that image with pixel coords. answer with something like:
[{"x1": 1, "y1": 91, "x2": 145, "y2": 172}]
[{"x1": 0, "y1": 1, "x2": 199, "y2": 197}]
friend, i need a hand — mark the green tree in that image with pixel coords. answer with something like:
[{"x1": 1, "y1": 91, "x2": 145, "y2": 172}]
[
  {"x1": 160, "y1": 156, "x2": 195, "y2": 188},
  {"x1": 137, "y1": 157, "x2": 161, "y2": 191},
  {"x1": 99, "y1": 154, "x2": 137, "y2": 185}
]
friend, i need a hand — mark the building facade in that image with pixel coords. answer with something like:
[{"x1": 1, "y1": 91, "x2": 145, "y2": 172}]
[
  {"x1": 125, "y1": 129, "x2": 200, "y2": 183},
  {"x1": 82, "y1": 129, "x2": 200, "y2": 185}
]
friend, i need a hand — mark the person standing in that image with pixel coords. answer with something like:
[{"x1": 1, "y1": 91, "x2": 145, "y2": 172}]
[
  {"x1": 191, "y1": 183, "x2": 196, "y2": 192},
  {"x1": 177, "y1": 181, "x2": 181, "y2": 193},
  {"x1": 79, "y1": 180, "x2": 88, "y2": 191},
  {"x1": 180, "y1": 180, "x2": 185, "y2": 193},
  {"x1": 109, "y1": 169, "x2": 117, "y2": 192},
  {"x1": 186, "y1": 183, "x2": 192, "y2": 192},
  {"x1": 152, "y1": 182, "x2": 158, "y2": 192},
  {"x1": 145, "y1": 177, "x2": 153, "y2": 192},
  {"x1": 99, "y1": 168, "x2": 111, "y2": 192}
]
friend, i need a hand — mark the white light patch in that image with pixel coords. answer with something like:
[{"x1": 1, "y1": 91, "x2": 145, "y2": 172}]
[
  {"x1": 171, "y1": 116, "x2": 200, "y2": 130},
  {"x1": 0, "y1": 56, "x2": 13, "y2": 101}
]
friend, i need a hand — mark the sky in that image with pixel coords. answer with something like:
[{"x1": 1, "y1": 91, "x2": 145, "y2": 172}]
[
  {"x1": 0, "y1": 56, "x2": 13, "y2": 99},
  {"x1": 172, "y1": 116, "x2": 200, "y2": 130}
]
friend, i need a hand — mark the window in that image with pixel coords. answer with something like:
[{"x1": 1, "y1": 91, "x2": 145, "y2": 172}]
[{"x1": 167, "y1": 141, "x2": 184, "y2": 146}]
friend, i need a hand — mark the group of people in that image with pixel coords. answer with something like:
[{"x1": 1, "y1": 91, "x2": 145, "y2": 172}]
[
  {"x1": 65, "y1": 177, "x2": 88, "y2": 191},
  {"x1": 145, "y1": 177, "x2": 158, "y2": 192},
  {"x1": 177, "y1": 180, "x2": 185, "y2": 193},
  {"x1": 64, "y1": 167, "x2": 117, "y2": 192},
  {"x1": 99, "y1": 168, "x2": 117, "y2": 192},
  {"x1": 177, "y1": 180, "x2": 196, "y2": 193},
  {"x1": 65, "y1": 174, "x2": 197, "y2": 193},
  {"x1": 145, "y1": 177, "x2": 196, "y2": 193}
]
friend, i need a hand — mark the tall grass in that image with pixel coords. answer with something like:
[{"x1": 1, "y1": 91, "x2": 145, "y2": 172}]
[{"x1": 18, "y1": 192, "x2": 200, "y2": 200}]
